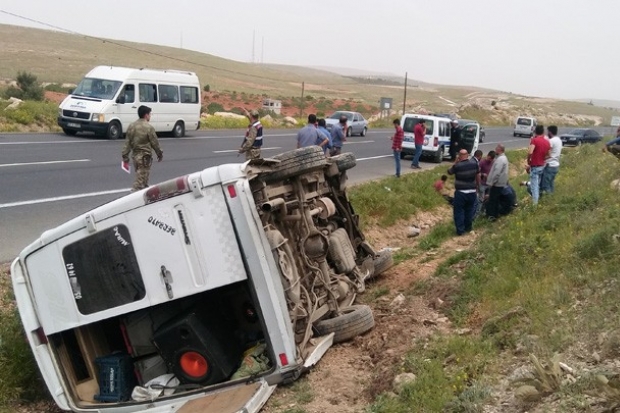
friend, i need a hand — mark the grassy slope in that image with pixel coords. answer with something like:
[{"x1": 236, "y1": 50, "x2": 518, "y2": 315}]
[{"x1": 1, "y1": 23, "x2": 618, "y2": 124}]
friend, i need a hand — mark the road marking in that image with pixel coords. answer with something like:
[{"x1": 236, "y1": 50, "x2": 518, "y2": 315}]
[
  {"x1": 0, "y1": 140, "x2": 103, "y2": 145},
  {"x1": 357, "y1": 155, "x2": 392, "y2": 161},
  {"x1": 344, "y1": 140, "x2": 374, "y2": 145},
  {"x1": 0, "y1": 188, "x2": 130, "y2": 209},
  {"x1": 0, "y1": 159, "x2": 90, "y2": 168},
  {"x1": 213, "y1": 147, "x2": 282, "y2": 153}
]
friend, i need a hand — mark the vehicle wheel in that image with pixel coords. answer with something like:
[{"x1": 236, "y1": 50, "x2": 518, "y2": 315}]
[
  {"x1": 480, "y1": 134, "x2": 485, "y2": 143},
  {"x1": 264, "y1": 146, "x2": 327, "y2": 182},
  {"x1": 106, "y1": 121, "x2": 122, "y2": 140},
  {"x1": 62, "y1": 128, "x2": 77, "y2": 136},
  {"x1": 172, "y1": 121, "x2": 185, "y2": 138},
  {"x1": 332, "y1": 152, "x2": 356, "y2": 172},
  {"x1": 346, "y1": 127, "x2": 352, "y2": 138},
  {"x1": 361, "y1": 127, "x2": 367, "y2": 137},
  {"x1": 370, "y1": 250, "x2": 394, "y2": 279},
  {"x1": 433, "y1": 146, "x2": 443, "y2": 163},
  {"x1": 399, "y1": 152, "x2": 406, "y2": 160},
  {"x1": 513, "y1": 132, "x2": 517, "y2": 137},
  {"x1": 314, "y1": 305, "x2": 374, "y2": 343},
  {"x1": 577, "y1": 139, "x2": 582, "y2": 146}
]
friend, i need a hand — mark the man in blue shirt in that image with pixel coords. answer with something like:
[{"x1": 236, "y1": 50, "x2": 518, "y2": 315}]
[
  {"x1": 297, "y1": 114, "x2": 329, "y2": 149},
  {"x1": 317, "y1": 118, "x2": 332, "y2": 155},
  {"x1": 330, "y1": 116, "x2": 347, "y2": 156}
]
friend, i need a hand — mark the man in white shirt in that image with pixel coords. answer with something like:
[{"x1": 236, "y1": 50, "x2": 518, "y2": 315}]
[{"x1": 542, "y1": 125, "x2": 562, "y2": 194}]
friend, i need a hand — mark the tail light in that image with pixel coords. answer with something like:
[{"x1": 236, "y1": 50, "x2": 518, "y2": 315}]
[
  {"x1": 227, "y1": 184, "x2": 237, "y2": 198},
  {"x1": 179, "y1": 351, "x2": 209, "y2": 379},
  {"x1": 279, "y1": 353, "x2": 289, "y2": 366},
  {"x1": 433, "y1": 137, "x2": 438, "y2": 147},
  {"x1": 144, "y1": 176, "x2": 190, "y2": 204}
]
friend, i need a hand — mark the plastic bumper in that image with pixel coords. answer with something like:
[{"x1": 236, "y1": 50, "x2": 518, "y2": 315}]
[{"x1": 57, "y1": 117, "x2": 109, "y2": 134}]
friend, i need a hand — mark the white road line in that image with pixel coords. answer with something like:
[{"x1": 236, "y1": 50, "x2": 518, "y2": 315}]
[
  {"x1": 0, "y1": 188, "x2": 130, "y2": 209},
  {"x1": 344, "y1": 140, "x2": 374, "y2": 144},
  {"x1": 213, "y1": 147, "x2": 282, "y2": 153},
  {"x1": 0, "y1": 159, "x2": 90, "y2": 168},
  {"x1": 0, "y1": 140, "x2": 103, "y2": 145},
  {"x1": 356, "y1": 155, "x2": 392, "y2": 161}
]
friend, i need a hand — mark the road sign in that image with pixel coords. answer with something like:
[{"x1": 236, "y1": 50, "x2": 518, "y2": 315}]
[{"x1": 611, "y1": 116, "x2": 620, "y2": 126}]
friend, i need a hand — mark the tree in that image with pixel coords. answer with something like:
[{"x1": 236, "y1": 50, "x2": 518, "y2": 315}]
[{"x1": 16, "y1": 71, "x2": 44, "y2": 101}]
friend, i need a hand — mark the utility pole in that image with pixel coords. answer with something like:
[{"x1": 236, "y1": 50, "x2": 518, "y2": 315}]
[
  {"x1": 403, "y1": 72, "x2": 408, "y2": 115},
  {"x1": 299, "y1": 82, "x2": 305, "y2": 119}
]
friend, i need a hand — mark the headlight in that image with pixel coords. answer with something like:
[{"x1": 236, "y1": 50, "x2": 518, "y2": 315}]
[
  {"x1": 91, "y1": 113, "x2": 105, "y2": 122},
  {"x1": 58, "y1": 108, "x2": 62, "y2": 117}
]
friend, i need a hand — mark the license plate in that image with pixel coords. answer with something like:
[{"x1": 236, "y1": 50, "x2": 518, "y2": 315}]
[
  {"x1": 67, "y1": 123, "x2": 81, "y2": 128},
  {"x1": 404, "y1": 136, "x2": 413, "y2": 142}
]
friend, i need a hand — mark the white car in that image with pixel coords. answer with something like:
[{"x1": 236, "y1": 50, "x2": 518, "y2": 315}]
[
  {"x1": 325, "y1": 111, "x2": 368, "y2": 137},
  {"x1": 513, "y1": 116, "x2": 537, "y2": 138}
]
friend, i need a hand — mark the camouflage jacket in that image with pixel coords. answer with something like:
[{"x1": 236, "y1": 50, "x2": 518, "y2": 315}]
[{"x1": 121, "y1": 119, "x2": 163, "y2": 161}]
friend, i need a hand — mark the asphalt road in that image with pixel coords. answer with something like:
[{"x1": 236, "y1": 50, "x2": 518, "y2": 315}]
[{"x1": 0, "y1": 126, "x2": 602, "y2": 263}]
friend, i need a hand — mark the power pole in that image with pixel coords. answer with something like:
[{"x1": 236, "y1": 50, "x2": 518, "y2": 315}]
[
  {"x1": 299, "y1": 82, "x2": 305, "y2": 119},
  {"x1": 403, "y1": 72, "x2": 408, "y2": 115}
]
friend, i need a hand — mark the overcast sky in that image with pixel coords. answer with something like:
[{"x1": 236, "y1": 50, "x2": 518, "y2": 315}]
[{"x1": 1, "y1": 0, "x2": 618, "y2": 100}]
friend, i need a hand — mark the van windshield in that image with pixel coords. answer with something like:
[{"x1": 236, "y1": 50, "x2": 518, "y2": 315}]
[
  {"x1": 403, "y1": 118, "x2": 433, "y2": 134},
  {"x1": 517, "y1": 118, "x2": 532, "y2": 126},
  {"x1": 73, "y1": 78, "x2": 122, "y2": 100}
]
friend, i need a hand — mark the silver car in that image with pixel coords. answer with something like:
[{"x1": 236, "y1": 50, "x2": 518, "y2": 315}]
[{"x1": 325, "y1": 111, "x2": 369, "y2": 137}]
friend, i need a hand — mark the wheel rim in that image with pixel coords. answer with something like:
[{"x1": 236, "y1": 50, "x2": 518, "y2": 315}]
[
  {"x1": 109, "y1": 123, "x2": 120, "y2": 139},
  {"x1": 174, "y1": 122, "x2": 184, "y2": 137}
]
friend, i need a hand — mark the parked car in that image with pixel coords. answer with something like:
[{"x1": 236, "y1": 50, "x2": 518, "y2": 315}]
[
  {"x1": 513, "y1": 116, "x2": 537, "y2": 137},
  {"x1": 560, "y1": 128, "x2": 602, "y2": 146},
  {"x1": 11, "y1": 147, "x2": 392, "y2": 413},
  {"x1": 458, "y1": 119, "x2": 485, "y2": 143},
  {"x1": 325, "y1": 111, "x2": 368, "y2": 137}
]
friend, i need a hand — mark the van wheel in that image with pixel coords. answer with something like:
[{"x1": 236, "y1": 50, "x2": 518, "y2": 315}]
[
  {"x1": 433, "y1": 146, "x2": 443, "y2": 163},
  {"x1": 361, "y1": 127, "x2": 367, "y2": 137},
  {"x1": 369, "y1": 250, "x2": 394, "y2": 279},
  {"x1": 173, "y1": 121, "x2": 185, "y2": 138},
  {"x1": 62, "y1": 128, "x2": 77, "y2": 136},
  {"x1": 399, "y1": 152, "x2": 406, "y2": 160},
  {"x1": 106, "y1": 121, "x2": 121, "y2": 140},
  {"x1": 264, "y1": 146, "x2": 327, "y2": 182},
  {"x1": 331, "y1": 152, "x2": 356, "y2": 172},
  {"x1": 314, "y1": 305, "x2": 374, "y2": 343}
]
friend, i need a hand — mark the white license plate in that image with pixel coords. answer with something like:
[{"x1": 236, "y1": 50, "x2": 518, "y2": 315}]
[
  {"x1": 404, "y1": 136, "x2": 413, "y2": 142},
  {"x1": 67, "y1": 123, "x2": 81, "y2": 128}
]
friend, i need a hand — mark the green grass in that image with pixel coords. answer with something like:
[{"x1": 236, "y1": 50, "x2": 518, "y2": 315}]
[{"x1": 0, "y1": 100, "x2": 60, "y2": 132}]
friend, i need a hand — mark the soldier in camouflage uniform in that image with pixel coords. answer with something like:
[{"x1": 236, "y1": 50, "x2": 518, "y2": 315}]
[
  {"x1": 121, "y1": 105, "x2": 163, "y2": 191},
  {"x1": 239, "y1": 110, "x2": 263, "y2": 160}
]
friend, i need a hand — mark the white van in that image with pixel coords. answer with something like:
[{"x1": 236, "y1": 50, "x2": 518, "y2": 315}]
[
  {"x1": 10, "y1": 147, "x2": 392, "y2": 413},
  {"x1": 400, "y1": 114, "x2": 480, "y2": 163},
  {"x1": 513, "y1": 116, "x2": 537, "y2": 138},
  {"x1": 58, "y1": 66, "x2": 201, "y2": 140}
]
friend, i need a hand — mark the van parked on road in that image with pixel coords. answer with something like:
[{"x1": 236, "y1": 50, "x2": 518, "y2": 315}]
[
  {"x1": 400, "y1": 114, "x2": 480, "y2": 163},
  {"x1": 513, "y1": 116, "x2": 537, "y2": 138},
  {"x1": 11, "y1": 147, "x2": 392, "y2": 413},
  {"x1": 57, "y1": 66, "x2": 201, "y2": 140}
]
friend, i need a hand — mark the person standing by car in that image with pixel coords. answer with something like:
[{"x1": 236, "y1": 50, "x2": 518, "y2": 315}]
[
  {"x1": 527, "y1": 125, "x2": 551, "y2": 205},
  {"x1": 391, "y1": 118, "x2": 404, "y2": 177},
  {"x1": 449, "y1": 119, "x2": 461, "y2": 161},
  {"x1": 121, "y1": 105, "x2": 163, "y2": 192},
  {"x1": 297, "y1": 114, "x2": 329, "y2": 149},
  {"x1": 317, "y1": 118, "x2": 332, "y2": 156},
  {"x1": 239, "y1": 110, "x2": 263, "y2": 160},
  {"x1": 411, "y1": 119, "x2": 425, "y2": 169},
  {"x1": 485, "y1": 144, "x2": 509, "y2": 220},
  {"x1": 447, "y1": 149, "x2": 480, "y2": 235},
  {"x1": 330, "y1": 116, "x2": 347, "y2": 156},
  {"x1": 541, "y1": 125, "x2": 562, "y2": 194}
]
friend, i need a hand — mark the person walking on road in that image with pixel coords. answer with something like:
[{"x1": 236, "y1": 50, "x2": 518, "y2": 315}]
[
  {"x1": 391, "y1": 118, "x2": 404, "y2": 177},
  {"x1": 485, "y1": 144, "x2": 509, "y2": 220},
  {"x1": 447, "y1": 149, "x2": 480, "y2": 235},
  {"x1": 527, "y1": 125, "x2": 551, "y2": 205},
  {"x1": 239, "y1": 110, "x2": 263, "y2": 160},
  {"x1": 411, "y1": 119, "x2": 425, "y2": 169},
  {"x1": 121, "y1": 105, "x2": 163, "y2": 192},
  {"x1": 541, "y1": 125, "x2": 562, "y2": 194},
  {"x1": 330, "y1": 115, "x2": 347, "y2": 156},
  {"x1": 297, "y1": 114, "x2": 329, "y2": 149}
]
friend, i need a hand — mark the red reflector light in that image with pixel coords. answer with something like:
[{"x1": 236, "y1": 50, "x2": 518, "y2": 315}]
[
  {"x1": 279, "y1": 353, "x2": 289, "y2": 366},
  {"x1": 180, "y1": 351, "x2": 209, "y2": 378},
  {"x1": 227, "y1": 185, "x2": 237, "y2": 198},
  {"x1": 144, "y1": 176, "x2": 190, "y2": 204},
  {"x1": 433, "y1": 137, "x2": 438, "y2": 147}
]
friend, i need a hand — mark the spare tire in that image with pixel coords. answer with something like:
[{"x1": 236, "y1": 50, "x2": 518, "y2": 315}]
[
  {"x1": 264, "y1": 146, "x2": 327, "y2": 182},
  {"x1": 314, "y1": 305, "x2": 374, "y2": 343},
  {"x1": 331, "y1": 152, "x2": 356, "y2": 172}
]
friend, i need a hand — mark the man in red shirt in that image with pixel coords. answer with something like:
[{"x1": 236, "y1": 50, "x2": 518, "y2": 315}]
[
  {"x1": 527, "y1": 124, "x2": 551, "y2": 205},
  {"x1": 391, "y1": 118, "x2": 404, "y2": 177},
  {"x1": 411, "y1": 119, "x2": 426, "y2": 169}
]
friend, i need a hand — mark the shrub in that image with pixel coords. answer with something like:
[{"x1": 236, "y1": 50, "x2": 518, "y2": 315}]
[
  {"x1": 203, "y1": 84, "x2": 210, "y2": 92},
  {"x1": 3, "y1": 71, "x2": 45, "y2": 101},
  {"x1": 206, "y1": 102, "x2": 224, "y2": 114},
  {"x1": 200, "y1": 116, "x2": 249, "y2": 129}
]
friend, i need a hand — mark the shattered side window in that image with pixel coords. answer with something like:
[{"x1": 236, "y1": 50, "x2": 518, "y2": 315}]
[{"x1": 62, "y1": 225, "x2": 145, "y2": 315}]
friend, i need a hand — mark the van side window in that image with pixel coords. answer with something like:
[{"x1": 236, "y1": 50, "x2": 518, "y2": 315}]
[
  {"x1": 121, "y1": 84, "x2": 135, "y2": 103},
  {"x1": 439, "y1": 122, "x2": 446, "y2": 137},
  {"x1": 62, "y1": 225, "x2": 146, "y2": 315},
  {"x1": 158, "y1": 84, "x2": 179, "y2": 103},
  {"x1": 139, "y1": 84, "x2": 158, "y2": 103},
  {"x1": 180, "y1": 86, "x2": 199, "y2": 104}
]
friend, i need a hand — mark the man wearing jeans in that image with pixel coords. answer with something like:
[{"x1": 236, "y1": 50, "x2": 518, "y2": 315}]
[
  {"x1": 448, "y1": 149, "x2": 480, "y2": 235},
  {"x1": 411, "y1": 119, "x2": 425, "y2": 169},
  {"x1": 527, "y1": 125, "x2": 551, "y2": 205},
  {"x1": 542, "y1": 125, "x2": 562, "y2": 194},
  {"x1": 391, "y1": 118, "x2": 404, "y2": 177}
]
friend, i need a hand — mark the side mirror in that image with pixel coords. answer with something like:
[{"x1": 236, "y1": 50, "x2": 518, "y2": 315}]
[
  {"x1": 67, "y1": 88, "x2": 74, "y2": 95},
  {"x1": 116, "y1": 96, "x2": 126, "y2": 104}
]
